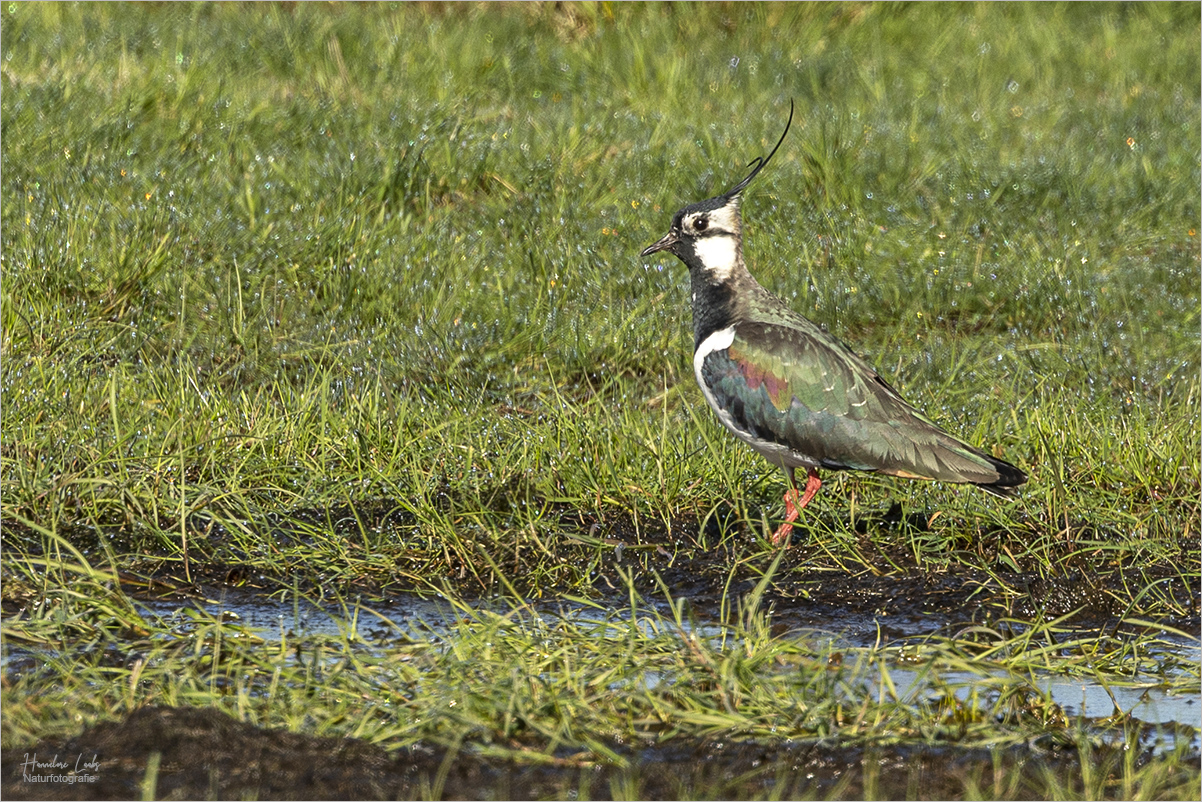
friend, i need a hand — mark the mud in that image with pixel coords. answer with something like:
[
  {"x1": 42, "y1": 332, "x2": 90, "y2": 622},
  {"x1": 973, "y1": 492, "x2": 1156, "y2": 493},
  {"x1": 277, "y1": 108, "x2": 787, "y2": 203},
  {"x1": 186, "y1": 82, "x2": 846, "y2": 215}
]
[
  {"x1": 600, "y1": 505, "x2": 1200, "y2": 633},
  {"x1": 3, "y1": 705, "x2": 1193, "y2": 801},
  {"x1": 5, "y1": 501, "x2": 1195, "y2": 636}
]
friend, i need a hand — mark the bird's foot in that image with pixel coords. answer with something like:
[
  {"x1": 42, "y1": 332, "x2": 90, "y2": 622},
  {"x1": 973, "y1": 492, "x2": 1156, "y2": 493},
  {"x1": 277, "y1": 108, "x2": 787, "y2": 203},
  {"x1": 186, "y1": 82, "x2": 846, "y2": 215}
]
[
  {"x1": 770, "y1": 469, "x2": 821, "y2": 546},
  {"x1": 770, "y1": 486, "x2": 802, "y2": 545}
]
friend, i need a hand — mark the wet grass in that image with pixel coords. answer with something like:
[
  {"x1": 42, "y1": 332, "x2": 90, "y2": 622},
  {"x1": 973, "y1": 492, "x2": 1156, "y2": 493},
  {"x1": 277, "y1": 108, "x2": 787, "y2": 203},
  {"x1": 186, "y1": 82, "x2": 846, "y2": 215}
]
[
  {"x1": 2, "y1": 2, "x2": 1200, "y2": 799},
  {"x1": 2, "y1": 551, "x2": 1199, "y2": 799}
]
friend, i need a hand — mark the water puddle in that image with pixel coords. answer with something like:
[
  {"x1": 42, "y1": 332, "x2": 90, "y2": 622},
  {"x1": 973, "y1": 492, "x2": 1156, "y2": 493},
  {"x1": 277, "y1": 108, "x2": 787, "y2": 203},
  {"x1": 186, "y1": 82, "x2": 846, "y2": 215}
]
[
  {"x1": 890, "y1": 667, "x2": 1199, "y2": 742},
  {"x1": 139, "y1": 589, "x2": 456, "y2": 642},
  {"x1": 128, "y1": 587, "x2": 1202, "y2": 754}
]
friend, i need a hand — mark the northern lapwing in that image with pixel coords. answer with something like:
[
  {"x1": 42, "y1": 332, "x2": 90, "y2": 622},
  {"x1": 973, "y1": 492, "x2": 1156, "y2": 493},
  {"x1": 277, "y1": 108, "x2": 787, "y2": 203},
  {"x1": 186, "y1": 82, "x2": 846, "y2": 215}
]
[{"x1": 641, "y1": 102, "x2": 1026, "y2": 545}]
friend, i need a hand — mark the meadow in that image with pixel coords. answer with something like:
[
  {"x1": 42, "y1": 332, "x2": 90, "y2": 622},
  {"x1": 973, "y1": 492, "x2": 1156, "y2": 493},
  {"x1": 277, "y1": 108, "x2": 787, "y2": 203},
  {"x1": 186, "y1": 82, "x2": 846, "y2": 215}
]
[{"x1": 1, "y1": 3, "x2": 1199, "y2": 799}]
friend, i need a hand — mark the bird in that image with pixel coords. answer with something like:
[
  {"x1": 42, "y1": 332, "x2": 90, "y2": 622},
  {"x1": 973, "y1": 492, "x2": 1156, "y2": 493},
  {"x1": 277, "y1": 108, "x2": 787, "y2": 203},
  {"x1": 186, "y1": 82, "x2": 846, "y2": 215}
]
[{"x1": 640, "y1": 101, "x2": 1026, "y2": 545}]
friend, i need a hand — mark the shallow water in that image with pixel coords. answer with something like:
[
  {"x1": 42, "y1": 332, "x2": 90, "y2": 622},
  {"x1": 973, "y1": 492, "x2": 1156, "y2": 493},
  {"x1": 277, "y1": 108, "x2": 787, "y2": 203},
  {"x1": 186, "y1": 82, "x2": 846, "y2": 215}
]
[
  {"x1": 890, "y1": 666, "x2": 1200, "y2": 731},
  {"x1": 139, "y1": 589, "x2": 456, "y2": 641},
  {"x1": 135, "y1": 587, "x2": 1201, "y2": 754}
]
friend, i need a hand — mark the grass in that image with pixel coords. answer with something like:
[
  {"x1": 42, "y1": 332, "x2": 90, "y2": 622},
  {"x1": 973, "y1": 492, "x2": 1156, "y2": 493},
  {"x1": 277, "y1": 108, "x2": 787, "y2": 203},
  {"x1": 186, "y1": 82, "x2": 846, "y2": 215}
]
[
  {"x1": 1, "y1": 2, "x2": 1199, "y2": 799},
  {"x1": 1, "y1": 552, "x2": 1199, "y2": 798}
]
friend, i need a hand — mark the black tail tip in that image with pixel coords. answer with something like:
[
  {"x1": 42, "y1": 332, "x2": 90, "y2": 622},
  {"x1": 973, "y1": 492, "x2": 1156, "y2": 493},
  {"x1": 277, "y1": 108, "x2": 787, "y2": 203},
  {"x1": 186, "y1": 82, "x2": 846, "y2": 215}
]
[{"x1": 977, "y1": 457, "x2": 1027, "y2": 498}]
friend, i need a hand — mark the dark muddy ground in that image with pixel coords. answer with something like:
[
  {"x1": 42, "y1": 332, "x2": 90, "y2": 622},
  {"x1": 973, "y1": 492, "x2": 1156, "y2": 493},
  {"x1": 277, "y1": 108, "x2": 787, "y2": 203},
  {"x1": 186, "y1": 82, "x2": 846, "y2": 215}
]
[
  {"x1": 3, "y1": 704, "x2": 1191, "y2": 801},
  {"x1": 6, "y1": 501, "x2": 1194, "y2": 636}
]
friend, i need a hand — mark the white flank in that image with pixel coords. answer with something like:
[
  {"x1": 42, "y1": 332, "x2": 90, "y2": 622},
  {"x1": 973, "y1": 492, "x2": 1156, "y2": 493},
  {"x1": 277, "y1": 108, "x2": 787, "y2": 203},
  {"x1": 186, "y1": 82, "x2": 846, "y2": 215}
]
[
  {"x1": 693, "y1": 326, "x2": 737, "y2": 382},
  {"x1": 693, "y1": 235, "x2": 739, "y2": 281}
]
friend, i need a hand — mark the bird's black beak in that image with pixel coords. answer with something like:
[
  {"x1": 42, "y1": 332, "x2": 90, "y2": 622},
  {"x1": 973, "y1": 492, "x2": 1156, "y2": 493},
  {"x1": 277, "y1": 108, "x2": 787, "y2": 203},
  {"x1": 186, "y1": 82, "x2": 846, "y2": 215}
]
[{"x1": 640, "y1": 231, "x2": 678, "y2": 258}]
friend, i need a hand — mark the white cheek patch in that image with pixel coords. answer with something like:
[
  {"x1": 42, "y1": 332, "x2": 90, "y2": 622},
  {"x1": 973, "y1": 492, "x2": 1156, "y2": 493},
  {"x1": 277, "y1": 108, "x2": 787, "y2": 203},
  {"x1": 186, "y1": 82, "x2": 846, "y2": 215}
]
[
  {"x1": 707, "y1": 205, "x2": 741, "y2": 233},
  {"x1": 693, "y1": 236, "x2": 739, "y2": 281}
]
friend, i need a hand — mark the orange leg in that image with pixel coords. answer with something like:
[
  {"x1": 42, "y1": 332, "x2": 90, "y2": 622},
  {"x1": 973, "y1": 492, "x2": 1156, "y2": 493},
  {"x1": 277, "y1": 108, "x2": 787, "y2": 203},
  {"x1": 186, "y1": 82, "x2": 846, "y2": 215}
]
[{"x1": 771, "y1": 467, "x2": 822, "y2": 545}]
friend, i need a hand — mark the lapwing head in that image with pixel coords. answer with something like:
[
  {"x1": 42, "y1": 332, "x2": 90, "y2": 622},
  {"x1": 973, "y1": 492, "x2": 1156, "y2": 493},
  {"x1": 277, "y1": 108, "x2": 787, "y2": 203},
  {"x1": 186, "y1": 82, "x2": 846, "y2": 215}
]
[{"x1": 641, "y1": 101, "x2": 794, "y2": 283}]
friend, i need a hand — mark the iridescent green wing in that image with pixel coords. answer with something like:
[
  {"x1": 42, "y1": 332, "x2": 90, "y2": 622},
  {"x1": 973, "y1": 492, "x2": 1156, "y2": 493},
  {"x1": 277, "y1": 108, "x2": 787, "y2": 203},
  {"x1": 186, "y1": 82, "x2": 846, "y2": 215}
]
[{"x1": 700, "y1": 319, "x2": 1018, "y2": 487}]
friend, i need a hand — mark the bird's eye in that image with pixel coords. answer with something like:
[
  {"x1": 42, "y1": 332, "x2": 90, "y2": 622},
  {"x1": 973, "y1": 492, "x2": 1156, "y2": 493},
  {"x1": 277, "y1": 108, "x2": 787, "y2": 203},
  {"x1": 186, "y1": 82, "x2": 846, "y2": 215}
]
[{"x1": 693, "y1": 216, "x2": 709, "y2": 231}]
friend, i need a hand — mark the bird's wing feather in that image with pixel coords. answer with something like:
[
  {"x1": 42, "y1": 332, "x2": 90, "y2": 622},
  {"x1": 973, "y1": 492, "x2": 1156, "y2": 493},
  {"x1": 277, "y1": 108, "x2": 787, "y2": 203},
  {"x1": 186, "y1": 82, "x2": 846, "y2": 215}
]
[{"x1": 699, "y1": 318, "x2": 1011, "y2": 485}]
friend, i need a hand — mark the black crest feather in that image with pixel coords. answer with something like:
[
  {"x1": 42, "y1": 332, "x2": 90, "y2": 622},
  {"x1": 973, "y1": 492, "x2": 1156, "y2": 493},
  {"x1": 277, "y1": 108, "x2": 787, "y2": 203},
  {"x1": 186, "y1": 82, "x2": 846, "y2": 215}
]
[{"x1": 723, "y1": 99, "x2": 794, "y2": 199}]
